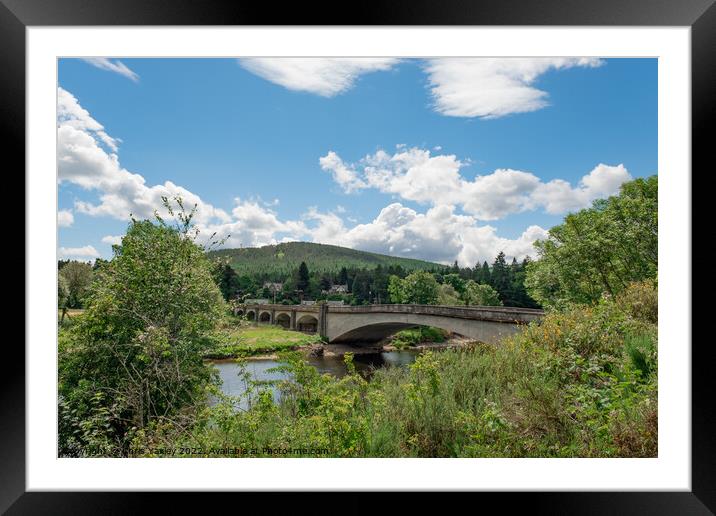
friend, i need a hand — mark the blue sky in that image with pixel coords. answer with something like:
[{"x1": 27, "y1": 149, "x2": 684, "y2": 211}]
[{"x1": 57, "y1": 57, "x2": 656, "y2": 266}]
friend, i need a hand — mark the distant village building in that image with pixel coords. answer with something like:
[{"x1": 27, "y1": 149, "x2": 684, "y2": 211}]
[
  {"x1": 327, "y1": 300, "x2": 345, "y2": 306},
  {"x1": 263, "y1": 282, "x2": 283, "y2": 292},
  {"x1": 244, "y1": 298, "x2": 270, "y2": 305},
  {"x1": 300, "y1": 300, "x2": 316, "y2": 306},
  {"x1": 322, "y1": 284, "x2": 349, "y2": 295}
]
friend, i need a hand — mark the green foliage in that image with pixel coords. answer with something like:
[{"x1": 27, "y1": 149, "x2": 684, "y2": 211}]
[
  {"x1": 390, "y1": 326, "x2": 448, "y2": 349},
  {"x1": 296, "y1": 261, "x2": 310, "y2": 292},
  {"x1": 615, "y1": 280, "x2": 658, "y2": 324},
  {"x1": 58, "y1": 274, "x2": 69, "y2": 309},
  {"x1": 526, "y1": 176, "x2": 657, "y2": 309},
  {"x1": 393, "y1": 271, "x2": 440, "y2": 305},
  {"x1": 442, "y1": 273, "x2": 466, "y2": 294},
  {"x1": 437, "y1": 283, "x2": 461, "y2": 305},
  {"x1": 351, "y1": 269, "x2": 372, "y2": 303},
  {"x1": 213, "y1": 262, "x2": 241, "y2": 301},
  {"x1": 490, "y1": 252, "x2": 510, "y2": 298},
  {"x1": 58, "y1": 196, "x2": 227, "y2": 456},
  {"x1": 59, "y1": 261, "x2": 93, "y2": 309},
  {"x1": 462, "y1": 280, "x2": 502, "y2": 307},
  {"x1": 388, "y1": 275, "x2": 407, "y2": 303}
]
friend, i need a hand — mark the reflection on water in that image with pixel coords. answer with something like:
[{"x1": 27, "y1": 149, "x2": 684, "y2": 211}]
[{"x1": 211, "y1": 349, "x2": 420, "y2": 407}]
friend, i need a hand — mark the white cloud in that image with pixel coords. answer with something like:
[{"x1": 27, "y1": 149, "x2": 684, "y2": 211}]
[
  {"x1": 424, "y1": 58, "x2": 604, "y2": 119},
  {"x1": 81, "y1": 58, "x2": 139, "y2": 82},
  {"x1": 59, "y1": 245, "x2": 99, "y2": 259},
  {"x1": 195, "y1": 198, "x2": 310, "y2": 250},
  {"x1": 101, "y1": 235, "x2": 123, "y2": 246},
  {"x1": 320, "y1": 147, "x2": 631, "y2": 220},
  {"x1": 300, "y1": 202, "x2": 549, "y2": 266},
  {"x1": 57, "y1": 210, "x2": 74, "y2": 227},
  {"x1": 319, "y1": 151, "x2": 367, "y2": 192},
  {"x1": 531, "y1": 163, "x2": 632, "y2": 214},
  {"x1": 58, "y1": 87, "x2": 119, "y2": 152},
  {"x1": 58, "y1": 88, "x2": 231, "y2": 225},
  {"x1": 239, "y1": 58, "x2": 399, "y2": 97}
]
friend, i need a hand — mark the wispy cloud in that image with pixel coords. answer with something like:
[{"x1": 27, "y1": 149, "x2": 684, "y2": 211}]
[
  {"x1": 424, "y1": 58, "x2": 604, "y2": 119},
  {"x1": 81, "y1": 58, "x2": 140, "y2": 82},
  {"x1": 239, "y1": 58, "x2": 399, "y2": 97}
]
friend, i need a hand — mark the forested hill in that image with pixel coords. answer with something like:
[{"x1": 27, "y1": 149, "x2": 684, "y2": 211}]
[{"x1": 208, "y1": 241, "x2": 443, "y2": 276}]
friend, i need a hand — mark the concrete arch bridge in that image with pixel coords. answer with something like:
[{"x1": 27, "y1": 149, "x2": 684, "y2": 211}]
[{"x1": 235, "y1": 303, "x2": 543, "y2": 345}]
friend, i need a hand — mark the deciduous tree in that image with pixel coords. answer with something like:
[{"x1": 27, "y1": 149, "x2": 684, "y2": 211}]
[{"x1": 525, "y1": 176, "x2": 657, "y2": 309}]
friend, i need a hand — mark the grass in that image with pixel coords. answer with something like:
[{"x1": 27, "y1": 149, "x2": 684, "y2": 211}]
[{"x1": 204, "y1": 322, "x2": 323, "y2": 358}]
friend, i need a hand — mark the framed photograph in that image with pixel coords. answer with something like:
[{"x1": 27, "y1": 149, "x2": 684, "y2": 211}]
[{"x1": 6, "y1": 0, "x2": 713, "y2": 511}]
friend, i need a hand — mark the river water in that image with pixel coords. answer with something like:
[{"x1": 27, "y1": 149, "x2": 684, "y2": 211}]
[{"x1": 210, "y1": 349, "x2": 420, "y2": 405}]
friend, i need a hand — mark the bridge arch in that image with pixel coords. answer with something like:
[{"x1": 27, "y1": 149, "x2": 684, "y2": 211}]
[
  {"x1": 258, "y1": 311, "x2": 272, "y2": 324},
  {"x1": 246, "y1": 310, "x2": 256, "y2": 321},
  {"x1": 275, "y1": 312, "x2": 291, "y2": 328},
  {"x1": 326, "y1": 311, "x2": 528, "y2": 345},
  {"x1": 330, "y1": 322, "x2": 421, "y2": 343},
  {"x1": 297, "y1": 314, "x2": 318, "y2": 333}
]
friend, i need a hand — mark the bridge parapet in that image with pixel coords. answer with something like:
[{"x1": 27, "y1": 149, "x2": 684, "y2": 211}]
[
  {"x1": 324, "y1": 304, "x2": 543, "y2": 324},
  {"x1": 238, "y1": 303, "x2": 320, "y2": 313}
]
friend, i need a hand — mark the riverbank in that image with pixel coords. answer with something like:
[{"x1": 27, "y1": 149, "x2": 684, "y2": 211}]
[
  {"x1": 203, "y1": 323, "x2": 323, "y2": 359},
  {"x1": 204, "y1": 323, "x2": 476, "y2": 361}
]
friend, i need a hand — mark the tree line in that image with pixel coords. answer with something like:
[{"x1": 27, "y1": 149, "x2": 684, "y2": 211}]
[{"x1": 212, "y1": 251, "x2": 539, "y2": 308}]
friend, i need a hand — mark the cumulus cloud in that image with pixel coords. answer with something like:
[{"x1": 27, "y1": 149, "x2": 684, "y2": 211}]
[
  {"x1": 81, "y1": 58, "x2": 139, "y2": 82},
  {"x1": 58, "y1": 87, "x2": 231, "y2": 225},
  {"x1": 239, "y1": 58, "x2": 399, "y2": 97},
  {"x1": 57, "y1": 210, "x2": 74, "y2": 227},
  {"x1": 531, "y1": 163, "x2": 632, "y2": 213},
  {"x1": 424, "y1": 58, "x2": 604, "y2": 118},
  {"x1": 59, "y1": 245, "x2": 99, "y2": 259},
  {"x1": 320, "y1": 147, "x2": 631, "y2": 220},
  {"x1": 300, "y1": 203, "x2": 549, "y2": 265}
]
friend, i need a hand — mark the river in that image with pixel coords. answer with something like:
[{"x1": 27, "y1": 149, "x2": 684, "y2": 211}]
[{"x1": 210, "y1": 348, "x2": 421, "y2": 406}]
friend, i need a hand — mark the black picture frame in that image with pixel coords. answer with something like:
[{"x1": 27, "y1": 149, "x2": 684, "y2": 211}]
[{"x1": 4, "y1": 0, "x2": 713, "y2": 512}]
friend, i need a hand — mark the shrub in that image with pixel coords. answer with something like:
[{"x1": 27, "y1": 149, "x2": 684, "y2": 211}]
[
  {"x1": 58, "y1": 197, "x2": 226, "y2": 456},
  {"x1": 616, "y1": 280, "x2": 658, "y2": 324}
]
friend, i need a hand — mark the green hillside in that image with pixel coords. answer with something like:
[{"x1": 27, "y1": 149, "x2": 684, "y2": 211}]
[{"x1": 208, "y1": 241, "x2": 444, "y2": 277}]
